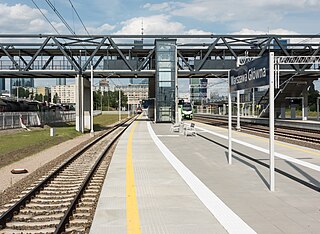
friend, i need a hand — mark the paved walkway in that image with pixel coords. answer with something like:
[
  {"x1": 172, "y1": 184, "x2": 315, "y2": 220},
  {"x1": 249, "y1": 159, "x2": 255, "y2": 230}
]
[{"x1": 90, "y1": 118, "x2": 320, "y2": 233}]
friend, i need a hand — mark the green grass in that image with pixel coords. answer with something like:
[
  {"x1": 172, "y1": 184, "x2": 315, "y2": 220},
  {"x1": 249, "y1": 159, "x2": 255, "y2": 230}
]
[
  {"x1": 0, "y1": 125, "x2": 81, "y2": 168},
  {"x1": 93, "y1": 114, "x2": 129, "y2": 131},
  {"x1": 1, "y1": 126, "x2": 81, "y2": 155},
  {"x1": 285, "y1": 110, "x2": 318, "y2": 117},
  {"x1": 0, "y1": 114, "x2": 128, "y2": 168}
]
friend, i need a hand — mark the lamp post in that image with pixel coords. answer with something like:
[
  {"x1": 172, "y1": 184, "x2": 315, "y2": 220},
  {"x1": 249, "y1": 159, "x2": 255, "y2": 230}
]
[
  {"x1": 16, "y1": 78, "x2": 21, "y2": 102},
  {"x1": 101, "y1": 90, "x2": 103, "y2": 111},
  {"x1": 127, "y1": 92, "x2": 130, "y2": 117},
  {"x1": 174, "y1": 44, "x2": 178, "y2": 124},
  {"x1": 118, "y1": 87, "x2": 121, "y2": 122},
  {"x1": 90, "y1": 64, "x2": 94, "y2": 136},
  {"x1": 16, "y1": 85, "x2": 19, "y2": 101},
  {"x1": 317, "y1": 97, "x2": 320, "y2": 120}
]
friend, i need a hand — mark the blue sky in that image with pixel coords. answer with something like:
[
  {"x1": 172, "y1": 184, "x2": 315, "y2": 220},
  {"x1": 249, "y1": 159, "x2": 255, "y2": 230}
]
[
  {"x1": 1, "y1": 0, "x2": 320, "y2": 91},
  {"x1": 2, "y1": 0, "x2": 320, "y2": 35}
]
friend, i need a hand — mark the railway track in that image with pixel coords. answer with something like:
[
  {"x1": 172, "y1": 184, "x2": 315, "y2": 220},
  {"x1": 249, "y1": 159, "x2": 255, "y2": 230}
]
[
  {"x1": 0, "y1": 117, "x2": 135, "y2": 233},
  {"x1": 194, "y1": 114, "x2": 320, "y2": 150}
]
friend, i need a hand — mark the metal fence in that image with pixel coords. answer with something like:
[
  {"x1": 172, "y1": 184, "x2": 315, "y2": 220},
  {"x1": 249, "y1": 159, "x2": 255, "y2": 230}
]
[{"x1": 0, "y1": 111, "x2": 76, "y2": 130}]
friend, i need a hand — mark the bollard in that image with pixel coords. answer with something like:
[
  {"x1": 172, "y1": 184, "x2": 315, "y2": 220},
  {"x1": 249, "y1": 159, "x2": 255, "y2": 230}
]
[{"x1": 50, "y1": 128, "x2": 55, "y2": 137}]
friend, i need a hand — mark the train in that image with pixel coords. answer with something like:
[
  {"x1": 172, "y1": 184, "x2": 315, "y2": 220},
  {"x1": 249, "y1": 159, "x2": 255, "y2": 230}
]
[
  {"x1": 0, "y1": 98, "x2": 43, "y2": 112},
  {"x1": 0, "y1": 98, "x2": 74, "y2": 112},
  {"x1": 179, "y1": 100, "x2": 193, "y2": 120}
]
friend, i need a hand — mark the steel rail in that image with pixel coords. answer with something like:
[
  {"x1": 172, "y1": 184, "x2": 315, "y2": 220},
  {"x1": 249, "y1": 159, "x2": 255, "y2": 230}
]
[
  {"x1": 54, "y1": 116, "x2": 135, "y2": 233},
  {"x1": 0, "y1": 117, "x2": 134, "y2": 230}
]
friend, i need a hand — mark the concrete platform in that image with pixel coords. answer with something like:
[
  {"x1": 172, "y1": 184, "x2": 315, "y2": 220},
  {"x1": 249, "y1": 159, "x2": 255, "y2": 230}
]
[
  {"x1": 90, "y1": 117, "x2": 320, "y2": 234},
  {"x1": 195, "y1": 113, "x2": 320, "y2": 131}
]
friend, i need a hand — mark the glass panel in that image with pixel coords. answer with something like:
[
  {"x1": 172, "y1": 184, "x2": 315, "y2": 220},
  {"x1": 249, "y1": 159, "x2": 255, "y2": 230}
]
[
  {"x1": 158, "y1": 45, "x2": 171, "y2": 51},
  {"x1": 190, "y1": 78, "x2": 200, "y2": 85},
  {"x1": 158, "y1": 72, "x2": 171, "y2": 81},
  {"x1": 157, "y1": 52, "x2": 174, "y2": 61},
  {"x1": 159, "y1": 81, "x2": 172, "y2": 87},
  {"x1": 158, "y1": 61, "x2": 174, "y2": 69},
  {"x1": 158, "y1": 44, "x2": 175, "y2": 52},
  {"x1": 159, "y1": 68, "x2": 172, "y2": 72}
]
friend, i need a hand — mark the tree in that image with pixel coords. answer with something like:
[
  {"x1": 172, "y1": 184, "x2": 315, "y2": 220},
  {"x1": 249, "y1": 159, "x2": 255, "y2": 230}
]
[
  {"x1": 92, "y1": 90, "x2": 128, "y2": 111},
  {"x1": 93, "y1": 91, "x2": 102, "y2": 110},
  {"x1": 53, "y1": 93, "x2": 59, "y2": 104},
  {"x1": 308, "y1": 84, "x2": 320, "y2": 111},
  {"x1": 44, "y1": 95, "x2": 49, "y2": 102},
  {"x1": 35, "y1": 93, "x2": 40, "y2": 101}
]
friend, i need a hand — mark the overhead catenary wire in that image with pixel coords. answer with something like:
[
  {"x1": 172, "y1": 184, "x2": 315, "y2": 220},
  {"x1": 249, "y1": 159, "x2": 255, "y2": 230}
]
[
  {"x1": 68, "y1": 0, "x2": 90, "y2": 36},
  {"x1": 45, "y1": 0, "x2": 91, "y2": 70},
  {"x1": 45, "y1": 0, "x2": 76, "y2": 35},
  {"x1": 31, "y1": 0, "x2": 60, "y2": 35}
]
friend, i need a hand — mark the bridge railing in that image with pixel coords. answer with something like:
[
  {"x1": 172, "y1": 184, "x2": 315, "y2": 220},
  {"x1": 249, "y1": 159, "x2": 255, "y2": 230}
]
[{"x1": 0, "y1": 59, "x2": 105, "y2": 71}]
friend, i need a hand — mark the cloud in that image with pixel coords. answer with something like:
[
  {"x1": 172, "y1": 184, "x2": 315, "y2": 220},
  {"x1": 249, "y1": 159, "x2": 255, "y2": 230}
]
[
  {"x1": 0, "y1": 2, "x2": 118, "y2": 36},
  {"x1": 86, "y1": 23, "x2": 115, "y2": 34},
  {"x1": 233, "y1": 28, "x2": 299, "y2": 35},
  {"x1": 115, "y1": 15, "x2": 186, "y2": 35},
  {"x1": 0, "y1": 3, "x2": 70, "y2": 34},
  {"x1": 143, "y1": 2, "x2": 176, "y2": 11},
  {"x1": 144, "y1": 0, "x2": 320, "y2": 24}
]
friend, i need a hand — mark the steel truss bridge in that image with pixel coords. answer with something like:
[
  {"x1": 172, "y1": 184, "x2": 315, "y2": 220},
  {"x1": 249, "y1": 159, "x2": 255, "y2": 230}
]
[{"x1": 0, "y1": 34, "x2": 320, "y2": 79}]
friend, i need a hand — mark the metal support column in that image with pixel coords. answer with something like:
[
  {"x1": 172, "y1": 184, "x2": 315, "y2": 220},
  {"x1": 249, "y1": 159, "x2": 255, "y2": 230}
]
[
  {"x1": 90, "y1": 65, "x2": 94, "y2": 135},
  {"x1": 228, "y1": 71, "x2": 232, "y2": 165},
  {"x1": 302, "y1": 90, "x2": 308, "y2": 120},
  {"x1": 174, "y1": 44, "x2": 179, "y2": 124},
  {"x1": 75, "y1": 74, "x2": 84, "y2": 133},
  {"x1": 252, "y1": 88, "x2": 255, "y2": 116},
  {"x1": 128, "y1": 95, "x2": 130, "y2": 117},
  {"x1": 269, "y1": 52, "x2": 275, "y2": 192},
  {"x1": 118, "y1": 89, "x2": 121, "y2": 122},
  {"x1": 317, "y1": 97, "x2": 320, "y2": 120},
  {"x1": 236, "y1": 91, "x2": 241, "y2": 130}
]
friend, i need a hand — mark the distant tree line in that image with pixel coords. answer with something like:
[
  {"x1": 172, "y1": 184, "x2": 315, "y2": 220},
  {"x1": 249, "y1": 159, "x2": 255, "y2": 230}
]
[
  {"x1": 93, "y1": 90, "x2": 127, "y2": 111},
  {"x1": 308, "y1": 84, "x2": 319, "y2": 111},
  {"x1": 12, "y1": 88, "x2": 49, "y2": 102}
]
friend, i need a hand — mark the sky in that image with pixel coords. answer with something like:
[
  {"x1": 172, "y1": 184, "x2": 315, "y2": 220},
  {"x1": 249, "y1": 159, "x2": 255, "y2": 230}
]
[{"x1": 1, "y1": 0, "x2": 320, "y2": 92}]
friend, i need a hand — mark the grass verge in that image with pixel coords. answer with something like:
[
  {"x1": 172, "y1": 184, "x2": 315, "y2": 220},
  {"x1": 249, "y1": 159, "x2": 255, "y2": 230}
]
[
  {"x1": 0, "y1": 124, "x2": 81, "y2": 168},
  {"x1": 93, "y1": 114, "x2": 129, "y2": 131},
  {"x1": 0, "y1": 114, "x2": 130, "y2": 169}
]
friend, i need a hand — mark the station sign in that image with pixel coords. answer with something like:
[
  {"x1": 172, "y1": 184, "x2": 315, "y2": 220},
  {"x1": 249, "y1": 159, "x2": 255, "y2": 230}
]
[{"x1": 229, "y1": 56, "x2": 269, "y2": 91}]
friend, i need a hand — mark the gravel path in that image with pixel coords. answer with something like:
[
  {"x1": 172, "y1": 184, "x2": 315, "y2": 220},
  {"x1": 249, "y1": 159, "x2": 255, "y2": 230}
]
[{"x1": 0, "y1": 133, "x2": 100, "y2": 206}]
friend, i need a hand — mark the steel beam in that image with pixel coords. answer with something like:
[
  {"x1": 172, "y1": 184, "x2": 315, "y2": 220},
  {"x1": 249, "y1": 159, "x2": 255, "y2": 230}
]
[
  {"x1": 42, "y1": 56, "x2": 54, "y2": 70},
  {"x1": 258, "y1": 37, "x2": 272, "y2": 56},
  {"x1": 221, "y1": 37, "x2": 237, "y2": 59},
  {"x1": 19, "y1": 56, "x2": 28, "y2": 67},
  {"x1": 52, "y1": 37, "x2": 80, "y2": 71},
  {"x1": 94, "y1": 56, "x2": 104, "y2": 70},
  {"x1": 107, "y1": 37, "x2": 134, "y2": 71},
  {"x1": 82, "y1": 37, "x2": 107, "y2": 71},
  {"x1": 177, "y1": 51, "x2": 193, "y2": 71},
  {"x1": 137, "y1": 48, "x2": 155, "y2": 71},
  {"x1": 0, "y1": 44, "x2": 21, "y2": 70},
  {"x1": 25, "y1": 37, "x2": 51, "y2": 71},
  {"x1": 195, "y1": 37, "x2": 220, "y2": 71},
  {"x1": 0, "y1": 34, "x2": 319, "y2": 78}
]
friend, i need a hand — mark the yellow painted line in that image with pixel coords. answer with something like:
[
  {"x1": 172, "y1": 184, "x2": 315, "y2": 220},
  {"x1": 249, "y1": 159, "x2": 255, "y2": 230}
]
[
  {"x1": 126, "y1": 119, "x2": 142, "y2": 234},
  {"x1": 194, "y1": 121, "x2": 320, "y2": 157}
]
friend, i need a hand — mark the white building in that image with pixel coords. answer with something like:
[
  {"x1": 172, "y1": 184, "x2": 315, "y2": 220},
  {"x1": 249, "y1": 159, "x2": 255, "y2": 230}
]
[
  {"x1": 118, "y1": 84, "x2": 148, "y2": 106},
  {"x1": 51, "y1": 84, "x2": 76, "y2": 104}
]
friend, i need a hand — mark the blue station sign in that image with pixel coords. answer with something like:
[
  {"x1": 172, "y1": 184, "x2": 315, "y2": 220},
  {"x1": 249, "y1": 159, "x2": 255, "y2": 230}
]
[{"x1": 230, "y1": 56, "x2": 269, "y2": 92}]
